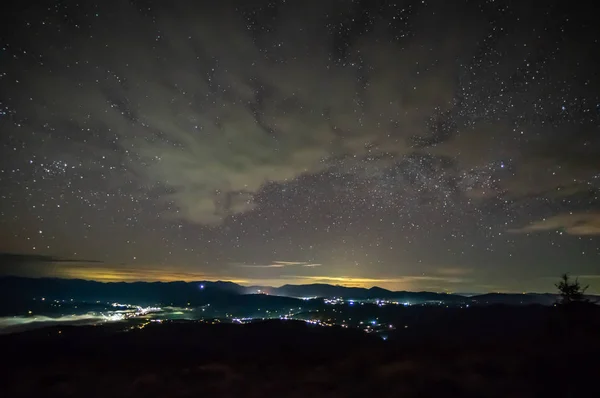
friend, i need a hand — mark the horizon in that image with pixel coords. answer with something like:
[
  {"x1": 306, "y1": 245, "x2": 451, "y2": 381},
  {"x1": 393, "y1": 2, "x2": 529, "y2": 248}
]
[{"x1": 1, "y1": 271, "x2": 594, "y2": 296}]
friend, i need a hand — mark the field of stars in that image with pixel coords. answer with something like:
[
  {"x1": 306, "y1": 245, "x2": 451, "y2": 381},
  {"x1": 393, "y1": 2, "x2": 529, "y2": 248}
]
[{"x1": 0, "y1": 0, "x2": 599, "y2": 293}]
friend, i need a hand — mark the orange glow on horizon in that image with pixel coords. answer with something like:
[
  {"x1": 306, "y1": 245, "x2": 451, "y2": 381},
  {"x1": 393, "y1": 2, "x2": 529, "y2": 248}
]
[
  {"x1": 52, "y1": 264, "x2": 249, "y2": 284},
  {"x1": 46, "y1": 264, "x2": 456, "y2": 291},
  {"x1": 4, "y1": 261, "x2": 497, "y2": 292}
]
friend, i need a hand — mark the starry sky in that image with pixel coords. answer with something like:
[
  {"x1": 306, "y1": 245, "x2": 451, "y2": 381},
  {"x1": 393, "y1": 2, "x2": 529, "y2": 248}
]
[{"x1": 1, "y1": 0, "x2": 599, "y2": 293}]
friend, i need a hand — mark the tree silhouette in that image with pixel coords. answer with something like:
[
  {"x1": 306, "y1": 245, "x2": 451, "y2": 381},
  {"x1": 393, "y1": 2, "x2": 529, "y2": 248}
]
[{"x1": 555, "y1": 273, "x2": 588, "y2": 305}]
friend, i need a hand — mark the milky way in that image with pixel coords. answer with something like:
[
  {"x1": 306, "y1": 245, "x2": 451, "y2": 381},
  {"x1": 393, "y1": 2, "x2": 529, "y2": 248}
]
[{"x1": 1, "y1": 0, "x2": 599, "y2": 292}]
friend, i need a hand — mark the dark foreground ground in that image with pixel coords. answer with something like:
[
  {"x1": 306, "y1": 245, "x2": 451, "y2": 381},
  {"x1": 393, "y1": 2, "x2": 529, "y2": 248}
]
[{"x1": 2, "y1": 305, "x2": 600, "y2": 397}]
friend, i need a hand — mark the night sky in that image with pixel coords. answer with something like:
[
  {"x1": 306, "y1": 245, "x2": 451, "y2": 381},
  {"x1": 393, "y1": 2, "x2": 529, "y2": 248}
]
[{"x1": 1, "y1": 0, "x2": 599, "y2": 293}]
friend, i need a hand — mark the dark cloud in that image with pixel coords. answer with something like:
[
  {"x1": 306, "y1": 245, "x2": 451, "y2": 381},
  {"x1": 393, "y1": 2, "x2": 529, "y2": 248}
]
[
  {"x1": 0, "y1": 252, "x2": 103, "y2": 278},
  {"x1": 0, "y1": 253, "x2": 102, "y2": 265}
]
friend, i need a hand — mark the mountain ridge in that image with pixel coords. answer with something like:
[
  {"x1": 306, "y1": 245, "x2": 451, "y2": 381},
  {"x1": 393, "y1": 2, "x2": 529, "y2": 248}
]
[{"x1": 0, "y1": 275, "x2": 584, "y2": 306}]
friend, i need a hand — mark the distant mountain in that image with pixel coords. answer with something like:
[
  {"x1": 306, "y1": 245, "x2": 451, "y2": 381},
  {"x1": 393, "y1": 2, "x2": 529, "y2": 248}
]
[
  {"x1": 0, "y1": 276, "x2": 243, "y2": 306},
  {"x1": 1, "y1": 276, "x2": 592, "y2": 306},
  {"x1": 265, "y1": 283, "x2": 465, "y2": 303}
]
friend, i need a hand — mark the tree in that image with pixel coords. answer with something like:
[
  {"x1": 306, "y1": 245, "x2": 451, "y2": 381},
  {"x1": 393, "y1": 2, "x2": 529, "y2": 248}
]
[{"x1": 555, "y1": 273, "x2": 589, "y2": 305}]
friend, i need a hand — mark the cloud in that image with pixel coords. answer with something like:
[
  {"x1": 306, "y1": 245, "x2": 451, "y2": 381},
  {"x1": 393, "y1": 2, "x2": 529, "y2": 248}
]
[
  {"x1": 1, "y1": 1, "x2": 497, "y2": 225},
  {"x1": 274, "y1": 261, "x2": 322, "y2": 267},
  {"x1": 509, "y1": 213, "x2": 600, "y2": 236},
  {"x1": 235, "y1": 261, "x2": 322, "y2": 268},
  {"x1": 0, "y1": 252, "x2": 103, "y2": 265},
  {"x1": 236, "y1": 263, "x2": 287, "y2": 269},
  {"x1": 0, "y1": 314, "x2": 110, "y2": 334},
  {"x1": 3, "y1": 0, "x2": 598, "y2": 229},
  {"x1": 434, "y1": 267, "x2": 473, "y2": 276},
  {"x1": 0, "y1": 253, "x2": 104, "y2": 277}
]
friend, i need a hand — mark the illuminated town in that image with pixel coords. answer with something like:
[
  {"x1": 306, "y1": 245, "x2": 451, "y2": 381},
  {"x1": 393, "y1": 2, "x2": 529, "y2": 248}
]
[{"x1": 0, "y1": 293, "x2": 476, "y2": 338}]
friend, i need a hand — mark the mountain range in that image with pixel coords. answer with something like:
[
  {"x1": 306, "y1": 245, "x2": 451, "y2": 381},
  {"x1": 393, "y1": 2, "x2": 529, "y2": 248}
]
[{"x1": 0, "y1": 276, "x2": 579, "y2": 306}]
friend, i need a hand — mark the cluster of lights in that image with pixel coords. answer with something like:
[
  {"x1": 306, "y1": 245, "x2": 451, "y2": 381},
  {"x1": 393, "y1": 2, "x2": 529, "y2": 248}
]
[
  {"x1": 304, "y1": 319, "x2": 321, "y2": 325},
  {"x1": 101, "y1": 303, "x2": 162, "y2": 323},
  {"x1": 324, "y1": 297, "x2": 344, "y2": 305},
  {"x1": 20, "y1": 297, "x2": 437, "y2": 336},
  {"x1": 232, "y1": 317, "x2": 254, "y2": 324}
]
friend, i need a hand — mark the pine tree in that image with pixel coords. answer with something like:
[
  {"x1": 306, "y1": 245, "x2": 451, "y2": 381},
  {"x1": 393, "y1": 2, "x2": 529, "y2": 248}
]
[{"x1": 555, "y1": 273, "x2": 588, "y2": 305}]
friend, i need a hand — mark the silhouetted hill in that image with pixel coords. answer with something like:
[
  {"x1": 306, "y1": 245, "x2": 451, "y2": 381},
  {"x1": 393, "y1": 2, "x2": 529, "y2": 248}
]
[
  {"x1": 0, "y1": 276, "x2": 243, "y2": 306},
  {"x1": 1, "y1": 319, "x2": 381, "y2": 362},
  {"x1": 2, "y1": 308, "x2": 600, "y2": 397},
  {"x1": 273, "y1": 283, "x2": 373, "y2": 298}
]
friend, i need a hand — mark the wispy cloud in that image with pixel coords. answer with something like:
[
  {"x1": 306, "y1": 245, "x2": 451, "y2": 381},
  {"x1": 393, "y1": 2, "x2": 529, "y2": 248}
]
[
  {"x1": 509, "y1": 212, "x2": 600, "y2": 236},
  {"x1": 0, "y1": 314, "x2": 108, "y2": 333},
  {"x1": 236, "y1": 263, "x2": 287, "y2": 268},
  {"x1": 0, "y1": 252, "x2": 103, "y2": 265},
  {"x1": 234, "y1": 261, "x2": 322, "y2": 268},
  {"x1": 434, "y1": 267, "x2": 472, "y2": 276},
  {"x1": 273, "y1": 261, "x2": 322, "y2": 267}
]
